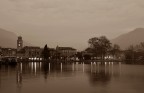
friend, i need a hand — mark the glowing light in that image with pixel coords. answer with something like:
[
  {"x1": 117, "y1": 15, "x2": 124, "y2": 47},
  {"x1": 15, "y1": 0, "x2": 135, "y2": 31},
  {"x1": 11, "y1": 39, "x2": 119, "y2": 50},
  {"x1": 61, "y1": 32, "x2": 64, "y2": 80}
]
[
  {"x1": 72, "y1": 63, "x2": 75, "y2": 71},
  {"x1": 34, "y1": 62, "x2": 36, "y2": 74},
  {"x1": 31, "y1": 62, "x2": 33, "y2": 71},
  {"x1": 49, "y1": 63, "x2": 50, "y2": 72},
  {"x1": 83, "y1": 63, "x2": 85, "y2": 73},
  {"x1": 20, "y1": 63, "x2": 22, "y2": 72},
  {"x1": 61, "y1": 63, "x2": 63, "y2": 72},
  {"x1": 40, "y1": 58, "x2": 42, "y2": 60},
  {"x1": 105, "y1": 62, "x2": 107, "y2": 65}
]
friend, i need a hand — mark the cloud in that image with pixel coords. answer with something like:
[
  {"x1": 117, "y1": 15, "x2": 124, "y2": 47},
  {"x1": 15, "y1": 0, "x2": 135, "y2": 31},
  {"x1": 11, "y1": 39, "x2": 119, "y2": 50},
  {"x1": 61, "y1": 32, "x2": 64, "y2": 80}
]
[
  {"x1": 1, "y1": 0, "x2": 144, "y2": 29},
  {"x1": 0, "y1": 0, "x2": 144, "y2": 49}
]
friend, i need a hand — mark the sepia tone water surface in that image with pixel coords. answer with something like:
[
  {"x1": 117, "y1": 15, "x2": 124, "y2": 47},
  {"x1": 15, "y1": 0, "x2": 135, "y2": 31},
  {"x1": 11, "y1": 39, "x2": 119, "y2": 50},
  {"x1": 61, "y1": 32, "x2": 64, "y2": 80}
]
[{"x1": 0, "y1": 62, "x2": 144, "y2": 93}]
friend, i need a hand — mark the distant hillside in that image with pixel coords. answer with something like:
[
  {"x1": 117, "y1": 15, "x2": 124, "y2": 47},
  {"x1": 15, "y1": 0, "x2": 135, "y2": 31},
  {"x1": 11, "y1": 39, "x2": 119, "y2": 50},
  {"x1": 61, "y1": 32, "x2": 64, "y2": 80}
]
[
  {"x1": 0, "y1": 28, "x2": 31, "y2": 48},
  {"x1": 111, "y1": 28, "x2": 144, "y2": 50}
]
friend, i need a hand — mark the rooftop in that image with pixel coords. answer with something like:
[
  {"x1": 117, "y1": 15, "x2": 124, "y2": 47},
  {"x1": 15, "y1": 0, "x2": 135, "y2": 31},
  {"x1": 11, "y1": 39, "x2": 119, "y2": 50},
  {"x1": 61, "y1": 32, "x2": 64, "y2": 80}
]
[
  {"x1": 56, "y1": 46, "x2": 76, "y2": 50},
  {"x1": 24, "y1": 46, "x2": 40, "y2": 49}
]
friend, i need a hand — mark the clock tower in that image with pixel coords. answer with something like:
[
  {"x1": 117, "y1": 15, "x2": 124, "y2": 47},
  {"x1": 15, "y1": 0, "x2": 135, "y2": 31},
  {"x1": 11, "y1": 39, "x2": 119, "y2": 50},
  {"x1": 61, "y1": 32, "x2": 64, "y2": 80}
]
[{"x1": 17, "y1": 36, "x2": 23, "y2": 51}]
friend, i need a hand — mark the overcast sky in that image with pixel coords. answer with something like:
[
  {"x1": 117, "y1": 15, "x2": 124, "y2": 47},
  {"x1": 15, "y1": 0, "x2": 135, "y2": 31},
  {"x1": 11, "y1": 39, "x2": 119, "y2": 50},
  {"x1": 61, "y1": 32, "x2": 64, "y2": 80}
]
[{"x1": 0, "y1": 0, "x2": 144, "y2": 50}]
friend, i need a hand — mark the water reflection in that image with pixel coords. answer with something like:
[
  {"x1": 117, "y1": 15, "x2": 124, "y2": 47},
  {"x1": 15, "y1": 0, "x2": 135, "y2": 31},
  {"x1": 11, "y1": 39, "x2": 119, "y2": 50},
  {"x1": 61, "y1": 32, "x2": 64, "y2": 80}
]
[
  {"x1": 14, "y1": 62, "x2": 120, "y2": 79},
  {"x1": 16, "y1": 71, "x2": 22, "y2": 88},
  {"x1": 61, "y1": 63, "x2": 62, "y2": 72},
  {"x1": 0, "y1": 65, "x2": 1, "y2": 89},
  {"x1": 83, "y1": 62, "x2": 85, "y2": 73},
  {"x1": 0, "y1": 62, "x2": 124, "y2": 93},
  {"x1": 87, "y1": 62, "x2": 123, "y2": 86},
  {"x1": 89, "y1": 62, "x2": 111, "y2": 86},
  {"x1": 15, "y1": 62, "x2": 120, "y2": 83}
]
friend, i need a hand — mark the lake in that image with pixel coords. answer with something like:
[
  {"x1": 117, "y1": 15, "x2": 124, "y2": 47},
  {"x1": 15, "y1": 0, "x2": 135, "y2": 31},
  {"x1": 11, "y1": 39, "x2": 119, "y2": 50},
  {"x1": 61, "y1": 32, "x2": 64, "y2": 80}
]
[{"x1": 0, "y1": 62, "x2": 144, "y2": 93}]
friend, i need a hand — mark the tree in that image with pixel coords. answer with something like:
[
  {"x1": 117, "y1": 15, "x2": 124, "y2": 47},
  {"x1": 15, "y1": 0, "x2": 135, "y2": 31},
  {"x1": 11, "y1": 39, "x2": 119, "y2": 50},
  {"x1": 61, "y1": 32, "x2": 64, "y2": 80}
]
[
  {"x1": 41, "y1": 44, "x2": 50, "y2": 60},
  {"x1": 124, "y1": 42, "x2": 144, "y2": 64},
  {"x1": 135, "y1": 42, "x2": 144, "y2": 52},
  {"x1": 99, "y1": 36, "x2": 111, "y2": 59},
  {"x1": 83, "y1": 54, "x2": 91, "y2": 60},
  {"x1": 124, "y1": 45, "x2": 135, "y2": 63},
  {"x1": 88, "y1": 36, "x2": 111, "y2": 59},
  {"x1": 76, "y1": 52, "x2": 83, "y2": 61},
  {"x1": 88, "y1": 37, "x2": 100, "y2": 57},
  {"x1": 110, "y1": 44, "x2": 121, "y2": 59},
  {"x1": 140, "y1": 42, "x2": 144, "y2": 50}
]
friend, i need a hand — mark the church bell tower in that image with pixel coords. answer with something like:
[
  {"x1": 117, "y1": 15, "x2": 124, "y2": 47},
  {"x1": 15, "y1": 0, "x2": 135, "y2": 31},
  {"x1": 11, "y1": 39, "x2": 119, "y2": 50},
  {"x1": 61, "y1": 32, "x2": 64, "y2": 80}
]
[{"x1": 17, "y1": 36, "x2": 23, "y2": 51}]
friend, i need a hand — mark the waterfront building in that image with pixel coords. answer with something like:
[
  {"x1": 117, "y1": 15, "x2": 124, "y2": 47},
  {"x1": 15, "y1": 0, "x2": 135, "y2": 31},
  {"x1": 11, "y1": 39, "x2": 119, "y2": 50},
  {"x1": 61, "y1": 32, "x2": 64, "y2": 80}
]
[
  {"x1": 49, "y1": 48, "x2": 56, "y2": 57},
  {"x1": 17, "y1": 46, "x2": 42, "y2": 59},
  {"x1": 1, "y1": 48, "x2": 17, "y2": 57},
  {"x1": 1, "y1": 36, "x2": 78, "y2": 61},
  {"x1": 16, "y1": 36, "x2": 42, "y2": 60},
  {"x1": 56, "y1": 46, "x2": 77, "y2": 57},
  {"x1": 23, "y1": 46, "x2": 42, "y2": 58}
]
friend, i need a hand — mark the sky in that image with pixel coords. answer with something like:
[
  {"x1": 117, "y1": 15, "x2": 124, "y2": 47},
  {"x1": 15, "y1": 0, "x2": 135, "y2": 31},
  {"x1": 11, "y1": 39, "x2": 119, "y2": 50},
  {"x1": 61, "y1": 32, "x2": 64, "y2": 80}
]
[{"x1": 0, "y1": 0, "x2": 144, "y2": 50}]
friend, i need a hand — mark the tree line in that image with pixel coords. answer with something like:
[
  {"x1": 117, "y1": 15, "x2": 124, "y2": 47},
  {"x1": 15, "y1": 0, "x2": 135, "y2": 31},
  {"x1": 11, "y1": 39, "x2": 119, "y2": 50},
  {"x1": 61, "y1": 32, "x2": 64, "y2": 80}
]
[
  {"x1": 85, "y1": 36, "x2": 121, "y2": 60},
  {"x1": 41, "y1": 36, "x2": 122, "y2": 61},
  {"x1": 124, "y1": 42, "x2": 144, "y2": 64},
  {"x1": 41, "y1": 36, "x2": 144, "y2": 64}
]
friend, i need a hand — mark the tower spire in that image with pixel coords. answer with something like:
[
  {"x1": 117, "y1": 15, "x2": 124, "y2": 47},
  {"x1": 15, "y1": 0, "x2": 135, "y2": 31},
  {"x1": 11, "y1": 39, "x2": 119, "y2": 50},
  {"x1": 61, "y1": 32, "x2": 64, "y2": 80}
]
[{"x1": 17, "y1": 36, "x2": 23, "y2": 51}]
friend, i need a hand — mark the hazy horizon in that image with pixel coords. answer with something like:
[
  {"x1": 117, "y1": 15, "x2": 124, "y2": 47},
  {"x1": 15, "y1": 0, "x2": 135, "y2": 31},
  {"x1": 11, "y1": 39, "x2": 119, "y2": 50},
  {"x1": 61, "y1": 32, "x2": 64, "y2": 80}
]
[{"x1": 0, "y1": 0, "x2": 144, "y2": 50}]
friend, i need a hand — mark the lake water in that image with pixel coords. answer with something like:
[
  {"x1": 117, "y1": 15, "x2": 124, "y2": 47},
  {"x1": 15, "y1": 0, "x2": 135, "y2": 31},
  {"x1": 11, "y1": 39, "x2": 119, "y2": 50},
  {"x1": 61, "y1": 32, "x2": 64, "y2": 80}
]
[{"x1": 0, "y1": 62, "x2": 144, "y2": 93}]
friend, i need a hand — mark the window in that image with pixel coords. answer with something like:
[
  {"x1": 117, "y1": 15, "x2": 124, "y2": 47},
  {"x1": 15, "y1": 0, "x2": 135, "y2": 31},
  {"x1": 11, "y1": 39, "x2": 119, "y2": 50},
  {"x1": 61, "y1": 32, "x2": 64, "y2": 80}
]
[{"x1": 18, "y1": 44, "x2": 21, "y2": 47}]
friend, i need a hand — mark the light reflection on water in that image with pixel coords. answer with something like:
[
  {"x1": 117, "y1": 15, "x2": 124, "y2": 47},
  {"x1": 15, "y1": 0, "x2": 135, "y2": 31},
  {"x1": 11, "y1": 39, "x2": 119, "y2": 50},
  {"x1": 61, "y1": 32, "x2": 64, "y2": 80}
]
[{"x1": 0, "y1": 62, "x2": 144, "y2": 93}]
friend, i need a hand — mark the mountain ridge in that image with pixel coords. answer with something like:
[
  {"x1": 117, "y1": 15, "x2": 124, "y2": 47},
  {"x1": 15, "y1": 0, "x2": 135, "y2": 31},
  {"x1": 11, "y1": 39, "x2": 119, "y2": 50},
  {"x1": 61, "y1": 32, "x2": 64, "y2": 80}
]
[
  {"x1": 0, "y1": 28, "x2": 31, "y2": 48},
  {"x1": 111, "y1": 28, "x2": 144, "y2": 50}
]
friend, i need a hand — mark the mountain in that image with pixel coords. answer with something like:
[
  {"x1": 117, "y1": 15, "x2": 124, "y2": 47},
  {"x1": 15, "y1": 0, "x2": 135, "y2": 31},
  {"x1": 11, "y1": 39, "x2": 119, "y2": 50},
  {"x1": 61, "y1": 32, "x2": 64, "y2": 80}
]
[
  {"x1": 0, "y1": 28, "x2": 31, "y2": 48},
  {"x1": 111, "y1": 28, "x2": 144, "y2": 50}
]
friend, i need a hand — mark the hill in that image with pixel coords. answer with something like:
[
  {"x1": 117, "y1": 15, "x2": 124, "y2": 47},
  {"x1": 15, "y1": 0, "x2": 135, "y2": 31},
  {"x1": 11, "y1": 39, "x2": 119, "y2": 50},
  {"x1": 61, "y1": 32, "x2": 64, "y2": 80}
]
[
  {"x1": 111, "y1": 28, "x2": 144, "y2": 50},
  {"x1": 0, "y1": 28, "x2": 30, "y2": 48}
]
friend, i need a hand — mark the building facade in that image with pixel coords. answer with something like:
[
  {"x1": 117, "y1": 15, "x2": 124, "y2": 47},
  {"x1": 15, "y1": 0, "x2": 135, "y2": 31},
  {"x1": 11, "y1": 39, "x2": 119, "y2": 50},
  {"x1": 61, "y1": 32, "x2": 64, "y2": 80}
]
[
  {"x1": 17, "y1": 46, "x2": 42, "y2": 59},
  {"x1": 56, "y1": 46, "x2": 77, "y2": 57},
  {"x1": 1, "y1": 48, "x2": 17, "y2": 57}
]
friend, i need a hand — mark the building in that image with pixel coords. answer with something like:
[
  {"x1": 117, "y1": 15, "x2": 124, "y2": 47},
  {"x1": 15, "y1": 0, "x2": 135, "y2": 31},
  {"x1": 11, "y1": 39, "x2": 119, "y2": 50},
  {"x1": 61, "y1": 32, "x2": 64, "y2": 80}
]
[
  {"x1": 23, "y1": 46, "x2": 42, "y2": 58},
  {"x1": 17, "y1": 36, "x2": 23, "y2": 51},
  {"x1": 16, "y1": 36, "x2": 42, "y2": 60},
  {"x1": 1, "y1": 48, "x2": 17, "y2": 57},
  {"x1": 56, "y1": 46, "x2": 77, "y2": 57},
  {"x1": 17, "y1": 46, "x2": 42, "y2": 59},
  {"x1": 49, "y1": 48, "x2": 56, "y2": 57},
  {"x1": 0, "y1": 47, "x2": 2, "y2": 60}
]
